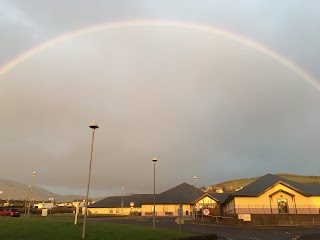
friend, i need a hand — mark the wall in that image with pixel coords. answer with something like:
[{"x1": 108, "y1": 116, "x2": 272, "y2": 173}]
[
  {"x1": 141, "y1": 204, "x2": 191, "y2": 216},
  {"x1": 89, "y1": 207, "x2": 139, "y2": 215},
  {"x1": 211, "y1": 214, "x2": 320, "y2": 226}
]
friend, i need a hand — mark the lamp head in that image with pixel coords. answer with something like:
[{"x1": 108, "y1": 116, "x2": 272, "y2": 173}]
[
  {"x1": 89, "y1": 122, "x2": 99, "y2": 129},
  {"x1": 193, "y1": 176, "x2": 197, "y2": 180},
  {"x1": 152, "y1": 157, "x2": 158, "y2": 163}
]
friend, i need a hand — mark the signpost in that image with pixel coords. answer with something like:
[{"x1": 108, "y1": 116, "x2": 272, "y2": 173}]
[
  {"x1": 175, "y1": 203, "x2": 183, "y2": 232},
  {"x1": 202, "y1": 208, "x2": 210, "y2": 234}
]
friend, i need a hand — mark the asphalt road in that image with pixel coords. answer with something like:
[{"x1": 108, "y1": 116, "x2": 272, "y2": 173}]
[{"x1": 89, "y1": 216, "x2": 320, "y2": 240}]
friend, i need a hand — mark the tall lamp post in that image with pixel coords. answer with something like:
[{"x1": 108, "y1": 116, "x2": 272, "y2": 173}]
[
  {"x1": 152, "y1": 157, "x2": 158, "y2": 229},
  {"x1": 121, "y1": 187, "x2": 124, "y2": 216},
  {"x1": 193, "y1": 176, "x2": 197, "y2": 219},
  {"x1": 49, "y1": 198, "x2": 54, "y2": 214},
  {"x1": 82, "y1": 122, "x2": 99, "y2": 240},
  {"x1": 25, "y1": 185, "x2": 31, "y2": 216},
  {"x1": 27, "y1": 171, "x2": 37, "y2": 218}
]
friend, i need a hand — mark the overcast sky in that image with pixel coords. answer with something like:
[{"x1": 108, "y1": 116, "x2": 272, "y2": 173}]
[{"x1": 0, "y1": 0, "x2": 319, "y2": 197}]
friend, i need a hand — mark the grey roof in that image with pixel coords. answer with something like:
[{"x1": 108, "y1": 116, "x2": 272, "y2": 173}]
[
  {"x1": 154, "y1": 183, "x2": 205, "y2": 204},
  {"x1": 89, "y1": 194, "x2": 153, "y2": 208},
  {"x1": 233, "y1": 174, "x2": 320, "y2": 197},
  {"x1": 208, "y1": 193, "x2": 231, "y2": 203},
  {"x1": 299, "y1": 184, "x2": 320, "y2": 196},
  {"x1": 89, "y1": 183, "x2": 225, "y2": 208}
]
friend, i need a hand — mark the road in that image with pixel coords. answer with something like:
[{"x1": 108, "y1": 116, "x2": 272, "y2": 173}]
[{"x1": 89, "y1": 216, "x2": 320, "y2": 240}]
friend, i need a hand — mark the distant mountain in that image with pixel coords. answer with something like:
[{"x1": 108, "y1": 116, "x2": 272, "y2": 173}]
[
  {"x1": 0, "y1": 179, "x2": 85, "y2": 202},
  {"x1": 208, "y1": 173, "x2": 320, "y2": 193}
]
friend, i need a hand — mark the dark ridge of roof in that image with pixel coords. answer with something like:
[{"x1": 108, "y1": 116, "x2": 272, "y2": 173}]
[
  {"x1": 234, "y1": 174, "x2": 312, "y2": 196},
  {"x1": 89, "y1": 194, "x2": 153, "y2": 208},
  {"x1": 208, "y1": 193, "x2": 231, "y2": 203},
  {"x1": 154, "y1": 183, "x2": 205, "y2": 204},
  {"x1": 300, "y1": 183, "x2": 320, "y2": 195}
]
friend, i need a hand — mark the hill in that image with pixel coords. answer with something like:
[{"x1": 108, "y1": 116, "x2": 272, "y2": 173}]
[
  {"x1": 209, "y1": 173, "x2": 320, "y2": 193},
  {"x1": 0, "y1": 179, "x2": 84, "y2": 202}
]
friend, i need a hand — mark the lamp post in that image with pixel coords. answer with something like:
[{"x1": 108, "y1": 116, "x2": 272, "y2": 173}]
[
  {"x1": 121, "y1": 187, "x2": 124, "y2": 216},
  {"x1": 27, "y1": 171, "x2": 37, "y2": 218},
  {"x1": 25, "y1": 185, "x2": 31, "y2": 216},
  {"x1": 82, "y1": 122, "x2": 99, "y2": 240},
  {"x1": 49, "y1": 198, "x2": 54, "y2": 214},
  {"x1": 152, "y1": 157, "x2": 158, "y2": 229},
  {"x1": 193, "y1": 176, "x2": 197, "y2": 219},
  {"x1": 193, "y1": 176, "x2": 197, "y2": 198}
]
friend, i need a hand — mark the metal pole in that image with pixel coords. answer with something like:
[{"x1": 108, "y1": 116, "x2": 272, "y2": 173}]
[
  {"x1": 152, "y1": 157, "x2": 157, "y2": 229},
  {"x1": 194, "y1": 177, "x2": 197, "y2": 199},
  {"x1": 27, "y1": 172, "x2": 36, "y2": 218},
  {"x1": 82, "y1": 123, "x2": 98, "y2": 240},
  {"x1": 121, "y1": 187, "x2": 124, "y2": 216},
  {"x1": 25, "y1": 186, "x2": 30, "y2": 216},
  {"x1": 193, "y1": 176, "x2": 197, "y2": 219}
]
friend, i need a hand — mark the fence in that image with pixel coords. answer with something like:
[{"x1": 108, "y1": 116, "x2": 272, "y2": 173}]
[{"x1": 224, "y1": 205, "x2": 320, "y2": 215}]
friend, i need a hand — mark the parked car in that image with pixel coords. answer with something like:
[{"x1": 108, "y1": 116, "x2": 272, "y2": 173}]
[{"x1": 0, "y1": 208, "x2": 20, "y2": 217}]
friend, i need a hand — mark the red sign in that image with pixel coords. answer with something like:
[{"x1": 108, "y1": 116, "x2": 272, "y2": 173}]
[{"x1": 203, "y1": 208, "x2": 210, "y2": 216}]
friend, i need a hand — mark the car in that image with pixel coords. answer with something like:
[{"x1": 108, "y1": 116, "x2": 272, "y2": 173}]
[{"x1": 0, "y1": 208, "x2": 20, "y2": 217}]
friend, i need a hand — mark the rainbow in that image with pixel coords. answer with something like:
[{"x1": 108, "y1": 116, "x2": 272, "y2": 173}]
[{"x1": 0, "y1": 19, "x2": 319, "y2": 91}]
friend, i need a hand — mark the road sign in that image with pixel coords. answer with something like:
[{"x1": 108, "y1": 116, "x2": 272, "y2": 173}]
[{"x1": 203, "y1": 208, "x2": 210, "y2": 216}]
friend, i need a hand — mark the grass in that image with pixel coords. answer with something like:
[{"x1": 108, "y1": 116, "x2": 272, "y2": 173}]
[{"x1": 0, "y1": 217, "x2": 193, "y2": 240}]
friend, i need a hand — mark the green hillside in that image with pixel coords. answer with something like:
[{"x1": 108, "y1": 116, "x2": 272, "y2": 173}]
[{"x1": 210, "y1": 173, "x2": 320, "y2": 193}]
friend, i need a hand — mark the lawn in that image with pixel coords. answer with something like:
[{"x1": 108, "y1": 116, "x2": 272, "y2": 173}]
[{"x1": 0, "y1": 217, "x2": 193, "y2": 240}]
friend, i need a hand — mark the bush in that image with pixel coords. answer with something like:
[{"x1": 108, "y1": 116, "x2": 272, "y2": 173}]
[{"x1": 130, "y1": 211, "x2": 141, "y2": 216}]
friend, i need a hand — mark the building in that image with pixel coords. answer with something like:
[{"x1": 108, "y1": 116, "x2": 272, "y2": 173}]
[
  {"x1": 89, "y1": 194, "x2": 153, "y2": 215},
  {"x1": 89, "y1": 183, "x2": 227, "y2": 216},
  {"x1": 89, "y1": 174, "x2": 320, "y2": 217},
  {"x1": 223, "y1": 174, "x2": 320, "y2": 214},
  {"x1": 33, "y1": 202, "x2": 54, "y2": 209}
]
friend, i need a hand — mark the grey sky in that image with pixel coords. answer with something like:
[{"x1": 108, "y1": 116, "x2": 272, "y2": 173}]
[{"x1": 0, "y1": 0, "x2": 319, "y2": 197}]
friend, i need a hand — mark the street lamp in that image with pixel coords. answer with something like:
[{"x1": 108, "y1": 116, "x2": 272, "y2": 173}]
[
  {"x1": 82, "y1": 122, "x2": 99, "y2": 240},
  {"x1": 27, "y1": 171, "x2": 37, "y2": 218},
  {"x1": 25, "y1": 185, "x2": 31, "y2": 216},
  {"x1": 49, "y1": 198, "x2": 54, "y2": 214},
  {"x1": 121, "y1": 187, "x2": 124, "y2": 216},
  {"x1": 193, "y1": 176, "x2": 197, "y2": 219},
  {"x1": 193, "y1": 176, "x2": 197, "y2": 198},
  {"x1": 152, "y1": 157, "x2": 158, "y2": 229}
]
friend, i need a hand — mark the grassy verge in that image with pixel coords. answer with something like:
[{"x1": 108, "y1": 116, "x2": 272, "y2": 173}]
[{"x1": 0, "y1": 217, "x2": 193, "y2": 240}]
